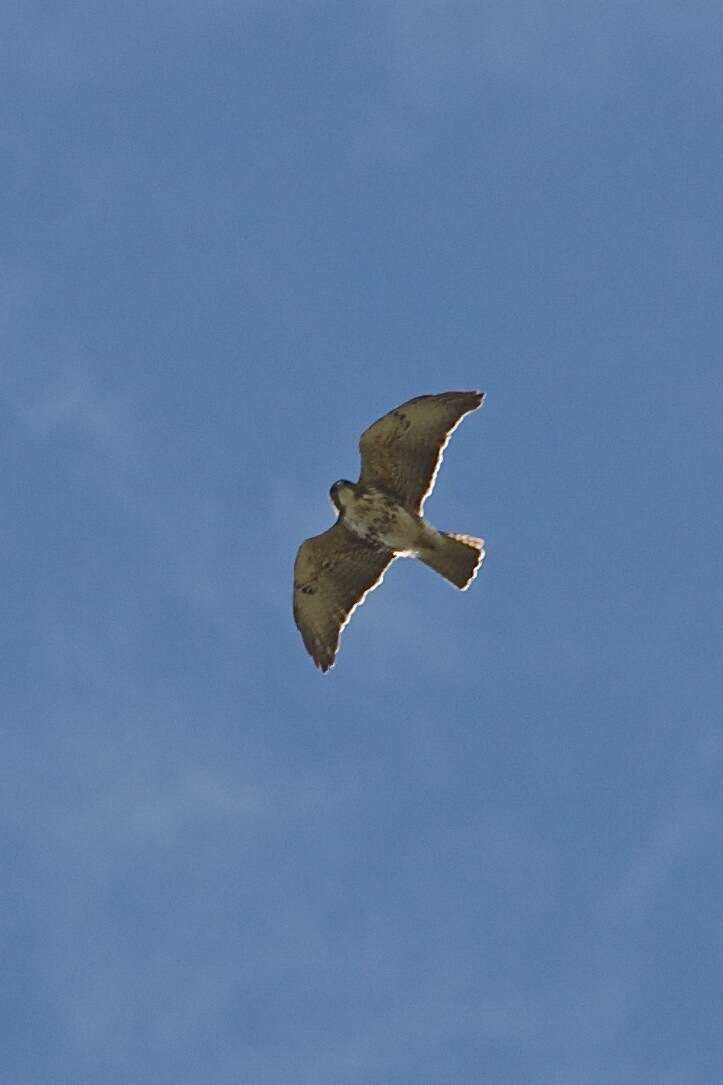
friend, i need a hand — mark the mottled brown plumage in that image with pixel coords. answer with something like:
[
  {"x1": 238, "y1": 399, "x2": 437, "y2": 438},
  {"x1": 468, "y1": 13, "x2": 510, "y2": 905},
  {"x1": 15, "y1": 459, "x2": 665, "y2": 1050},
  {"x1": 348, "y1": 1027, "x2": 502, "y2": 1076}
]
[
  {"x1": 294, "y1": 391, "x2": 485, "y2": 671},
  {"x1": 293, "y1": 524, "x2": 394, "y2": 674},
  {"x1": 359, "y1": 391, "x2": 484, "y2": 513}
]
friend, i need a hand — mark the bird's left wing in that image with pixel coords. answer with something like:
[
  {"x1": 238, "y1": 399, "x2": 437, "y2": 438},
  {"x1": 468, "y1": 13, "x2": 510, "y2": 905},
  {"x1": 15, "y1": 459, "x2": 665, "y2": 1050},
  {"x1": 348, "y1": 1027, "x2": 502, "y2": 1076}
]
[
  {"x1": 358, "y1": 390, "x2": 484, "y2": 512},
  {"x1": 293, "y1": 522, "x2": 395, "y2": 672}
]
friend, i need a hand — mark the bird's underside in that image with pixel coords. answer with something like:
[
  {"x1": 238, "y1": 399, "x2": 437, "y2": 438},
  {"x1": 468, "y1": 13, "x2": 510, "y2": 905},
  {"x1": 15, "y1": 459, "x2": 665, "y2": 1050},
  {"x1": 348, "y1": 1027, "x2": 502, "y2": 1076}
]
[{"x1": 293, "y1": 390, "x2": 486, "y2": 671}]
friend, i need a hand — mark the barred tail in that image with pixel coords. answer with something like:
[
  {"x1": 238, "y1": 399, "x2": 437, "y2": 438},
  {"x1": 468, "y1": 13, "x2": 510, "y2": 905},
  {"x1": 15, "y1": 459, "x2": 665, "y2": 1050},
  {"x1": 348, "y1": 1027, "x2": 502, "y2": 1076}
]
[{"x1": 418, "y1": 532, "x2": 485, "y2": 590}]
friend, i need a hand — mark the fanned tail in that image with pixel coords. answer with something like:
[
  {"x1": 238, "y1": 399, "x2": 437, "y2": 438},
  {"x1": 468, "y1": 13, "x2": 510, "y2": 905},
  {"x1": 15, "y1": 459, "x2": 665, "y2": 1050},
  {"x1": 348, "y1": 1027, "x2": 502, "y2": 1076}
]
[{"x1": 418, "y1": 532, "x2": 485, "y2": 590}]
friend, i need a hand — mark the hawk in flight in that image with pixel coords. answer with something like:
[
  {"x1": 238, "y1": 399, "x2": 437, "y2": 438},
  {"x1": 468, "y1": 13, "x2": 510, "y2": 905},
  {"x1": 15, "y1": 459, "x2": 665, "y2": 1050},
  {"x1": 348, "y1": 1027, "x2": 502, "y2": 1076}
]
[{"x1": 293, "y1": 391, "x2": 486, "y2": 671}]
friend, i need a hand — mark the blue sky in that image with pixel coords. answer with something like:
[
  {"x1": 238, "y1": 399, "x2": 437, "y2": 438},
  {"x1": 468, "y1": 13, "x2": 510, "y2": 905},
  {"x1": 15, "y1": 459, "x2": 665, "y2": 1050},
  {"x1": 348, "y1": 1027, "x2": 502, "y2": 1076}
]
[{"x1": 3, "y1": 3, "x2": 721, "y2": 1082}]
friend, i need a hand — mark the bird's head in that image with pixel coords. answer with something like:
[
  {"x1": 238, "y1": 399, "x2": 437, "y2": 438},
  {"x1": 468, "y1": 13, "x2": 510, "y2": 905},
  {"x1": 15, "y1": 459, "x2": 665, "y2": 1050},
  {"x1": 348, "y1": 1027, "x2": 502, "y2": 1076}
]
[{"x1": 330, "y1": 479, "x2": 355, "y2": 513}]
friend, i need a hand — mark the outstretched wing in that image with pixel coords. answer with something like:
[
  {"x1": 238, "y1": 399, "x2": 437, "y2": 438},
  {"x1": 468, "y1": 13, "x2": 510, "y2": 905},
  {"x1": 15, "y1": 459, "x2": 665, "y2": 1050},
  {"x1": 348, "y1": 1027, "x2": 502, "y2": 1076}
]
[
  {"x1": 293, "y1": 522, "x2": 395, "y2": 672},
  {"x1": 358, "y1": 391, "x2": 484, "y2": 512}
]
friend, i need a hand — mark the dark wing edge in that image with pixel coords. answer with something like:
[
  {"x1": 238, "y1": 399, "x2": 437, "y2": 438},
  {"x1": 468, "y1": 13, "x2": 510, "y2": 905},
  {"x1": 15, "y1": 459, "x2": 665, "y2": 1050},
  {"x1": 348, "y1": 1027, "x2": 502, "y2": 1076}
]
[
  {"x1": 359, "y1": 390, "x2": 485, "y2": 512},
  {"x1": 293, "y1": 523, "x2": 395, "y2": 672}
]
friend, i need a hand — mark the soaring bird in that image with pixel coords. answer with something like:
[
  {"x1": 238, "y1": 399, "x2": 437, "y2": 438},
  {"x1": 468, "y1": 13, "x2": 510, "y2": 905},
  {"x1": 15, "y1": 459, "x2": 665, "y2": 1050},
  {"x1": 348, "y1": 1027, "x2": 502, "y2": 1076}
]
[{"x1": 293, "y1": 391, "x2": 486, "y2": 671}]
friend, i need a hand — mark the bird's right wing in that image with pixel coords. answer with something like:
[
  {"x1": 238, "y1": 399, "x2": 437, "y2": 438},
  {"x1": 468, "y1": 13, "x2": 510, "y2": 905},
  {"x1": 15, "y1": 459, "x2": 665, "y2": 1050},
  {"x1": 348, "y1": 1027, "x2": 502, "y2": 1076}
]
[{"x1": 293, "y1": 522, "x2": 395, "y2": 672}]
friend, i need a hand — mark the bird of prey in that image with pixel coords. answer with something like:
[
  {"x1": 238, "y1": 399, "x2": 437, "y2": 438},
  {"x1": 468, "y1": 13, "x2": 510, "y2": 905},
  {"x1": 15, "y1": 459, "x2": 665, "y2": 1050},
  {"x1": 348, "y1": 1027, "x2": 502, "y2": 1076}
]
[{"x1": 293, "y1": 391, "x2": 486, "y2": 671}]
